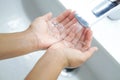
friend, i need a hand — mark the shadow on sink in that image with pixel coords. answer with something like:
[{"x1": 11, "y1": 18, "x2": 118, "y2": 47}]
[{"x1": 21, "y1": 0, "x2": 120, "y2": 80}]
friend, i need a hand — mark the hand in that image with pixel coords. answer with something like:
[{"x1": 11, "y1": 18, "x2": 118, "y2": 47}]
[
  {"x1": 27, "y1": 10, "x2": 77, "y2": 50},
  {"x1": 49, "y1": 26, "x2": 98, "y2": 68},
  {"x1": 25, "y1": 24, "x2": 97, "y2": 80}
]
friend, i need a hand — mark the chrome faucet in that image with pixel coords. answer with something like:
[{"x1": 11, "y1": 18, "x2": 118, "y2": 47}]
[{"x1": 75, "y1": 0, "x2": 120, "y2": 27}]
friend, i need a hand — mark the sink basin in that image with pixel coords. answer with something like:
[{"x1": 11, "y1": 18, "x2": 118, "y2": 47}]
[{"x1": 0, "y1": 0, "x2": 120, "y2": 80}]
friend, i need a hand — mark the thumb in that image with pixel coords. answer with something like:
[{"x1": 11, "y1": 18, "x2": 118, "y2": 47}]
[
  {"x1": 43, "y1": 12, "x2": 52, "y2": 20},
  {"x1": 84, "y1": 47, "x2": 98, "y2": 59}
]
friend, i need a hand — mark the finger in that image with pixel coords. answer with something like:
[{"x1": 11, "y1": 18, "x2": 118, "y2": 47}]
[
  {"x1": 61, "y1": 11, "x2": 75, "y2": 26},
  {"x1": 67, "y1": 11, "x2": 76, "y2": 20},
  {"x1": 56, "y1": 10, "x2": 72, "y2": 23},
  {"x1": 83, "y1": 29, "x2": 93, "y2": 49},
  {"x1": 64, "y1": 18, "x2": 77, "y2": 29},
  {"x1": 57, "y1": 24, "x2": 65, "y2": 34},
  {"x1": 78, "y1": 28, "x2": 92, "y2": 51},
  {"x1": 75, "y1": 41, "x2": 83, "y2": 50},
  {"x1": 65, "y1": 25, "x2": 78, "y2": 42},
  {"x1": 79, "y1": 28, "x2": 89, "y2": 42},
  {"x1": 60, "y1": 25, "x2": 74, "y2": 39},
  {"x1": 72, "y1": 28, "x2": 84, "y2": 45},
  {"x1": 42, "y1": 12, "x2": 52, "y2": 20},
  {"x1": 57, "y1": 18, "x2": 77, "y2": 34},
  {"x1": 84, "y1": 47, "x2": 98, "y2": 60},
  {"x1": 74, "y1": 28, "x2": 88, "y2": 52}
]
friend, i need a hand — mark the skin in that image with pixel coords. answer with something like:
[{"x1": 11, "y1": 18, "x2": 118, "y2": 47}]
[
  {"x1": 0, "y1": 10, "x2": 77, "y2": 59},
  {"x1": 25, "y1": 24, "x2": 98, "y2": 80},
  {"x1": 0, "y1": 10, "x2": 97, "y2": 80}
]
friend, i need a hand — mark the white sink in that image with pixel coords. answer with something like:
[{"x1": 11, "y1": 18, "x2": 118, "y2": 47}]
[{"x1": 0, "y1": 0, "x2": 120, "y2": 80}]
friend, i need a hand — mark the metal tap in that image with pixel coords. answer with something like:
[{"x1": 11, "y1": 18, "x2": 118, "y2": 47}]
[{"x1": 75, "y1": 0, "x2": 120, "y2": 27}]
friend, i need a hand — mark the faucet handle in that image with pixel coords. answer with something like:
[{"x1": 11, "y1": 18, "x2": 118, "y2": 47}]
[
  {"x1": 107, "y1": 0, "x2": 120, "y2": 20},
  {"x1": 107, "y1": 7, "x2": 120, "y2": 20},
  {"x1": 116, "y1": 0, "x2": 120, "y2": 4}
]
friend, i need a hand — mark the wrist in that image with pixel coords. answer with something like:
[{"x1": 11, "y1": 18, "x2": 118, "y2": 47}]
[
  {"x1": 47, "y1": 44, "x2": 69, "y2": 68},
  {"x1": 23, "y1": 29, "x2": 38, "y2": 51},
  {"x1": 25, "y1": 45, "x2": 68, "y2": 80}
]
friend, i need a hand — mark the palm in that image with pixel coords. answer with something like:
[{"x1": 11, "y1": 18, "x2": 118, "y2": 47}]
[
  {"x1": 30, "y1": 18, "x2": 59, "y2": 49},
  {"x1": 57, "y1": 27, "x2": 93, "y2": 68},
  {"x1": 30, "y1": 10, "x2": 77, "y2": 49},
  {"x1": 62, "y1": 27, "x2": 92, "y2": 52}
]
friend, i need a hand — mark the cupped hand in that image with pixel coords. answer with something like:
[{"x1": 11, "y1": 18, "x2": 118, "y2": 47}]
[
  {"x1": 49, "y1": 25, "x2": 98, "y2": 68},
  {"x1": 27, "y1": 10, "x2": 77, "y2": 50}
]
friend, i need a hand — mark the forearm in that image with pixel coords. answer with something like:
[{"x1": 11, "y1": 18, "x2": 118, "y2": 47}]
[
  {"x1": 0, "y1": 30, "x2": 37, "y2": 59},
  {"x1": 25, "y1": 47, "x2": 67, "y2": 80}
]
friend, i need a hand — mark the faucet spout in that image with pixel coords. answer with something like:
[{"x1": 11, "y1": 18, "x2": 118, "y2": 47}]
[
  {"x1": 75, "y1": 0, "x2": 120, "y2": 27},
  {"x1": 92, "y1": 0, "x2": 119, "y2": 17}
]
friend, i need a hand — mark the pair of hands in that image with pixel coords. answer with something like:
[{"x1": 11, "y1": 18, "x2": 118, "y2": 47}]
[{"x1": 28, "y1": 10, "x2": 98, "y2": 68}]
